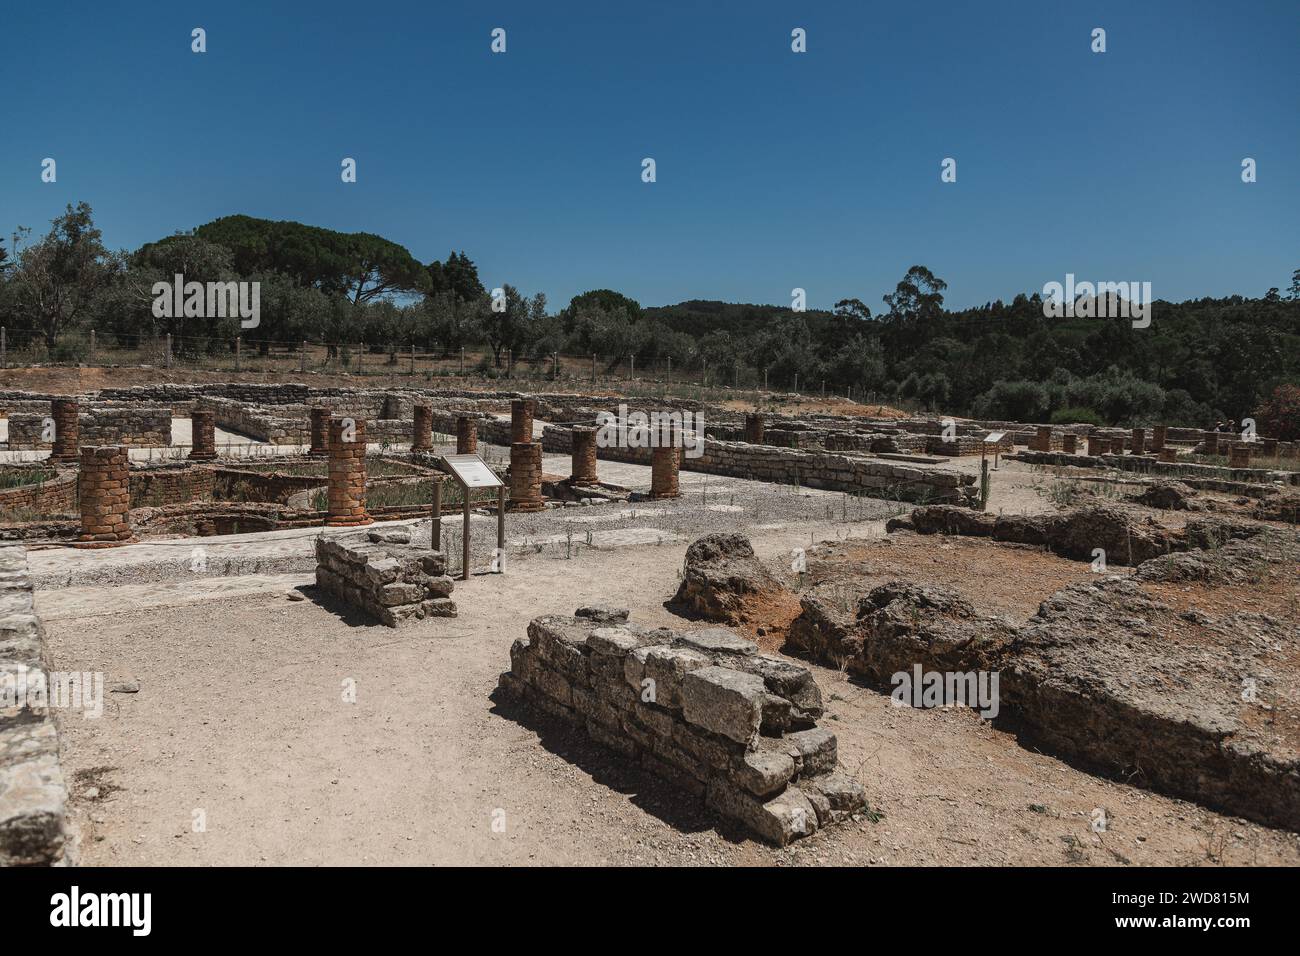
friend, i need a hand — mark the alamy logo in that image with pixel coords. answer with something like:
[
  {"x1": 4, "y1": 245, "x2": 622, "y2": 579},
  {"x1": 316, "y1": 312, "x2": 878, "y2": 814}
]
[
  {"x1": 1, "y1": 665, "x2": 103, "y2": 719},
  {"x1": 890, "y1": 664, "x2": 1000, "y2": 719},
  {"x1": 152, "y1": 273, "x2": 260, "y2": 328},
  {"x1": 1041, "y1": 273, "x2": 1151, "y2": 329},
  {"x1": 595, "y1": 404, "x2": 704, "y2": 458},
  {"x1": 50, "y1": 886, "x2": 151, "y2": 936}
]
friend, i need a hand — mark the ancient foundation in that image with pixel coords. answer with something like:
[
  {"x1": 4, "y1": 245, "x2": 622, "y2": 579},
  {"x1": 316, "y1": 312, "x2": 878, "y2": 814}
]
[
  {"x1": 48, "y1": 399, "x2": 80, "y2": 464},
  {"x1": 1229, "y1": 443, "x2": 1250, "y2": 469},
  {"x1": 570, "y1": 426, "x2": 598, "y2": 484},
  {"x1": 456, "y1": 416, "x2": 478, "y2": 455},
  {"x1": 1131, "y1": 428, "x2": 1145, "y2": 455},
  {"x1": 499, "y1": 608, "x2": 867, "y2": 845},
  {"x1": 326, "y1": 418, "x2": 372, "y2": 527},
  {"x1": 74, "y1": 446, "x2": 134, "y2": 548},
  {"x1": 744, "y1": 413, "x2": 765, "y2": 445},
  {"x1": 189, "y1": 410, "x2": 217, "y2": 461},
  {"x1": 509, "y1": 441, "x2": 545, "y2": 512},
  {"x1": 314, "y1": 529, "x2": 456, "y2": 626},
  {"x1": 412, "y1": 404, "x2": 433, "y2": 453},
  {"x1": 0, "y1": 546, "x2": 70, "y2": 865},
  {"x1": 1086, "y1": 435, "x2": 1107, "y2": 456},
  {"x1": 1061, "y1": 434, "x2": 1077, "y2": 454}
]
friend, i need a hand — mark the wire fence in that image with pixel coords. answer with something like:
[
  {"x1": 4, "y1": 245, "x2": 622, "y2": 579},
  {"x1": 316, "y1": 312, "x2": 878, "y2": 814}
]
[{"x1": 0, "y1": 325, "x2": 898, "y2": 407}]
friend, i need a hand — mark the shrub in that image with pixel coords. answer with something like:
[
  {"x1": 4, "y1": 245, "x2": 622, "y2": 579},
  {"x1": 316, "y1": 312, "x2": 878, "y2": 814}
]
[
  {"x1": 1050, "y1": 406, "x2": 1104, "y2": 426},
  {"x1": 1253, "y1": 384, "x2": 1300, "y2": 441}
]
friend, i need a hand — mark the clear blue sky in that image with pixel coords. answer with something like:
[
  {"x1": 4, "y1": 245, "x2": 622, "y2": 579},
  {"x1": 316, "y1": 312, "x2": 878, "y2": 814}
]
[{"x1": 2, "y1": 0, "x2": 1296, "y2": 311}]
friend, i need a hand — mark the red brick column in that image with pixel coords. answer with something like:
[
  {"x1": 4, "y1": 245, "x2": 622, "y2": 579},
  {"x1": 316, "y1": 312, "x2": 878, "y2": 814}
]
[
  {"x1": 650, "y1": 426, "x2": 682, "y2": 500},
  {"x1": 1260, "y1": 437, "x2": 1279, "y2": 457},
  {"x1": 456, "y1": 416, "x2": 478, "y2": 455},
  {"x1": 309, "y1": 407, "x2": 331, "y2": 458},
  {"x1": 326, "y1": 418, "x2": 372, "y2": 527},
  {"x1": 744, "y1": 413, "x2": 765, "y2": 445},
  {"x1": 511, "y1": 399, "x2": 535, "y2": 444},
  {"x1": 1111, "y1": 436, "x2": 1125, "y2": 454},
  {"x1": 1130, "y1": 428, "x2": 1145, "y2": 455},
  {"x1": 1203, "y1": 431, "x2": 1219, "y2": 456},
  {"x1": 1032, "y1": 426, "x2": 1052, "y2": 452},
  {"x1": 73, "y1": 446, "x2": 134, "y2": 548},
  {"x1": 1086, "y1": 435, "x2": 1107, "y2": 456},
  {"x1": 1062, "y1": 434, "x2": 1077, "y2": 454},
  {"x1": 508, "y1": 442, "x2": 545, "y2": 511},
  {"x1": 1151, "y1": 425, "x2": 1167, "y2": 451},
  {"x1": 570, "y1": 427, "x2": 598, "y2": 484},
  {"x1": 48, "y1": 399, "x2": 80, "y2": 464},
  {"x1": 1228, "y1": 442, "x2": 1250, "y2": 469},
  {"x1": 189, "y1": 410, "x2": 217, "y2": 460},
  {"x1": 1158, "y1": 448, "x2": 1177, "y2": 463},
  {"x1": 412, "y1": 404, "x2": 433, "y2": 453}
]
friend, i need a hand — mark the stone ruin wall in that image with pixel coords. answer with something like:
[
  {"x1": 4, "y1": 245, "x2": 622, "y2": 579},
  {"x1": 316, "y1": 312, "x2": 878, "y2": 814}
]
[
  {"x1": 0, "y1": 465, "x2": 78, "y2": 516},
  {"x1": 6, "y1": 405, "x2": 171, "y2": 449},
  {"x1": 543, "y1": 426, "x2": 976, "y2": 504},
  {"x1": 499, "y1": 607, "x2": 867, "y2": 845},
  {"x1": 0, "y1": 545, "x2": 71, "y2": 865},
  {"x1": 314, "y1": 530, "x2": 456, "y2": 627}
]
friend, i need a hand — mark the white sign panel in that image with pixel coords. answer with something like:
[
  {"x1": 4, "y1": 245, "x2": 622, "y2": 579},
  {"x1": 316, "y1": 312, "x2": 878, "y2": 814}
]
[
  {"x1": 442, "y1": 454, "x2": 503, "y2": 489},
  {"x1": 983, "y1": 432, "x2": 1006, "y2": 443}
]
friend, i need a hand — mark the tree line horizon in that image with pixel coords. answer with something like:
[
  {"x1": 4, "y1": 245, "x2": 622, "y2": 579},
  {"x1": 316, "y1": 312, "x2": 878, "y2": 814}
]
[{"x1": 1, "y1": 203, "x2": 1297, "y2": 438}]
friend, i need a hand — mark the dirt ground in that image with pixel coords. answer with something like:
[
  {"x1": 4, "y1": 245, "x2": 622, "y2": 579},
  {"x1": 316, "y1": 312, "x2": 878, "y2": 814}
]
[{"x1": 43, "y1": 517, "x2": 1300, "y2": 866}]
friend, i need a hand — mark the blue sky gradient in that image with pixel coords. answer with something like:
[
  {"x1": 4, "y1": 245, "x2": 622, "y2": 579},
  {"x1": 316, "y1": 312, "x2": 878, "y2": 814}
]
[{"x1": 2, "y1": 0, "x2": 1296, "y2": 311}]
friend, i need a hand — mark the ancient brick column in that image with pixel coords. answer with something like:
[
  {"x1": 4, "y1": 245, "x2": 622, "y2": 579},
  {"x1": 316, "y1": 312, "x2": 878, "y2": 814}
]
[
  {"x1": 511, "y1": 399, "x2": 535, "y2": 444},
  {"x1": 1151, "y1": 425, "x2": 1167, "y2": 451},
  {"x1": 73, "y1": 446, "x2": 133, "y2": 548},
  {"x1": 650, "y1": 426, "x2": 681, "y2": 500},
  {"x1": 744, "y1": 413, "x2": 765, "y2": 445},
  {"x1": 1033, "y1": 426, "x2": 1052, "y2": 452},
  {"x1": 570, "y1": 427, "x2": 598, "y2": 484},
  {"x1": 455, "y1": 416, "x2": 478, "y2": 455},
  {"x1": 309, "y1": 407, "x2": 331, "y2": 458},
  {"x1": 412, "y1": 404, "x2": 433, "y2": 453},
  {"x1": 1260, "y1": 437, "x2": 1279, "y2": 457},
  {"x1": 1086, "y1": 435, "x2": 1106, "y2": 456},
  {"x1": 509, "y1": 441, "x2": 545, "y2": 511},
  {"x1": 1130, "y1": 428, "x2": 1145, "y2": 455},
  {"x1": 326, "y1": 418, "x2": 372, "y2": 527},
  {"x1": 1111, "y1": 436, "x2": 1125, "y2": 454},
  {"x1": 48, "y1": 398, "x2": 80, "y2": 464},
  {"x1": 1228, "y1": 442, "x2": 1250, "y2": 469},
  {"x1": 1158, "y1": 448, "x2": 1177, "y2": 463},
  {"x1": 1203, "y1": 431, "x2": 1219, "y2": 456},
  {"x1": 189, "y1": 410, "x2": 217, "y2": 461},
  {"x1": 1062, "y1": 433, "x2": 1077, "y2": 454}
]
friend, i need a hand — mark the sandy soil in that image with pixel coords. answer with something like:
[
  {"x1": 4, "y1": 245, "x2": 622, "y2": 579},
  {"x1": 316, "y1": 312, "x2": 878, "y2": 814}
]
[{"x1": 43, "y1": 518, "x2": 1300, "y2": 867}]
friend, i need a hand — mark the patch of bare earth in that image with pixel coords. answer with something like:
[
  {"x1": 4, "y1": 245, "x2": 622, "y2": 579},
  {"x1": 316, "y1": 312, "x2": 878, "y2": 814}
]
[{"x1": 42, "y1": 520, "x2": 1300, "y2": 866}]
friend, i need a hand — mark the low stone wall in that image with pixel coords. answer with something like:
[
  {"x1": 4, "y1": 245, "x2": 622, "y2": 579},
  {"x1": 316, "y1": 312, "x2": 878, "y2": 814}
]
[
  {"x1": 542, "y1": 427, "x2": 977, "y2": 504},
  {"x1": 499, "y1": 607, "x2": 867, "y2": 845},
  {"x1": 1011, "y1": 450, "x2": 1300, "y2": 485},
  {"x1": 129, "y1": 462, "x2": 217, "y2": 508},
  {"x1": 314, "y1": 528, "x2": 456, "y2": 626},
  {"x1": 6, "y1": 406, "x2": 169, "y2": 449},
  {"x1": 0, "y1": 545, "x2": 71, "y2": 865},
  {"x1": 0, "y1": 466, "x2": 77, "y2": 516}
]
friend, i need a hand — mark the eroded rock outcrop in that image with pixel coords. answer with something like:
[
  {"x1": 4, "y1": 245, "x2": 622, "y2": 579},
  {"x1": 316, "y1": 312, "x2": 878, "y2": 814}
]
[{"x1": 672, "y1": 533, "x2": 787, "y2": 624}]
